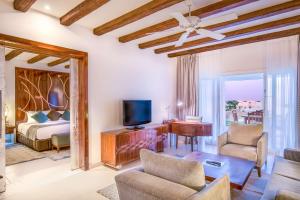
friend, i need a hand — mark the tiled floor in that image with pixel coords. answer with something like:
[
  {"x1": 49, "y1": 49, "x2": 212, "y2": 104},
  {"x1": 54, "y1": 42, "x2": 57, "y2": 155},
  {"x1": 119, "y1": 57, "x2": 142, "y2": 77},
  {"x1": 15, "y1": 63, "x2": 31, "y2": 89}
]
[{"x1": 0, "y1": 140, "x2": 275, "y2": 200}]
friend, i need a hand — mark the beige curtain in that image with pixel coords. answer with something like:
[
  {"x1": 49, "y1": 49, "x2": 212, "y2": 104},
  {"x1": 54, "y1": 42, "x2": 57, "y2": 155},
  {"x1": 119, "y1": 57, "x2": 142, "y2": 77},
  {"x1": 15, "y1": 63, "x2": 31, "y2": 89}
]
[
  {"x1": 176, "y1": 54, "x2": 199, "y2": 120},
  {"x1": 0, "y1": 46, "x2": 6, "y2": 192},
  {"x1": 70, "y1": 58, "x2": 80, "y2": 170}
]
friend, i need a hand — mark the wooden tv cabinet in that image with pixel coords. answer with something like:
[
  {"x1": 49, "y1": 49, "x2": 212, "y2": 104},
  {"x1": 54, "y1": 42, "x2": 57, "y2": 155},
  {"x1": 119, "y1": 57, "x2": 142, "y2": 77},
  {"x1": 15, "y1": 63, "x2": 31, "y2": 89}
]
[{"x1": 101, "y1": 124, "x2": 168, "y2": 169}]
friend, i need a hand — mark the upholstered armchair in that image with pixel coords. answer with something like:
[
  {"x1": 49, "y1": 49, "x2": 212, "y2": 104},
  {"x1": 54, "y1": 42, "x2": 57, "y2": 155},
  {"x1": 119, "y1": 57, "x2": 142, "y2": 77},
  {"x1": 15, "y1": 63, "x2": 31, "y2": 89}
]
[
  {"x1": 218, "y1": 124, "x2": 268, "y2": 177},
  {"x1": 115, "y1": 149, "x2": 231, "y2": 200}
]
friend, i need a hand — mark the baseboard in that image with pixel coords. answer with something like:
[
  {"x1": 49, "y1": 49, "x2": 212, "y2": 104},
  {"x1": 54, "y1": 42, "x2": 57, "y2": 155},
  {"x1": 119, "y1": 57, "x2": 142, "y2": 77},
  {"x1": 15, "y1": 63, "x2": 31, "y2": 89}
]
[{"x1": 89, "y1": 162, "x2": 103, "y2": 169}]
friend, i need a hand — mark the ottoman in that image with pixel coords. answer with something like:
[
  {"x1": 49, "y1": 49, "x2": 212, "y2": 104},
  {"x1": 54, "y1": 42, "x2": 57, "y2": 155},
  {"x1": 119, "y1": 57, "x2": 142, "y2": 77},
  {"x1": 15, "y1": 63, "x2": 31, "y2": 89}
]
[{"x1": 51, "y1": 133, "x2": 70, "y2": 152}]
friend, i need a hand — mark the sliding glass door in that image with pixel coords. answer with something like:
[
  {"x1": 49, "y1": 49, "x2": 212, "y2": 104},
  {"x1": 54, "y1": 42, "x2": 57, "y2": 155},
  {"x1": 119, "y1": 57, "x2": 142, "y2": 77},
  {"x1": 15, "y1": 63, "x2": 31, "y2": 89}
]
[
  {"x1": 223, "y1": 73, "x2": 264, "y2": 126},
  {"x1": 199, "y1": 73, "x2": 264, "y2": 144}
]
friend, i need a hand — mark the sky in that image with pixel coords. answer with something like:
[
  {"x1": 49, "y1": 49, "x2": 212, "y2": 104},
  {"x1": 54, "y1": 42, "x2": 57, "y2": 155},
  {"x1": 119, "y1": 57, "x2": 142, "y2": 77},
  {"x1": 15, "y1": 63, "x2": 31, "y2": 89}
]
[{"x1": 224, "y1": 79, "x2": 264, "y2": 101}]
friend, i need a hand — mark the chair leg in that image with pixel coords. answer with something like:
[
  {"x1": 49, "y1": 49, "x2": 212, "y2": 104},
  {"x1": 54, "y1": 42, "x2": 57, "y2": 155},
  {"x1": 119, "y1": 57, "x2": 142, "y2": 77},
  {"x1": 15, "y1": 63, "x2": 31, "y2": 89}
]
[
  {"x1": 257, "y1": 167, "x2": 261, "y2": 177},
  {"x1": 175, "y1": 135, "x2": 178, "y2": 149},
  {"x1": 191, "y1": 137, "x2": 193, "y2": 152}
]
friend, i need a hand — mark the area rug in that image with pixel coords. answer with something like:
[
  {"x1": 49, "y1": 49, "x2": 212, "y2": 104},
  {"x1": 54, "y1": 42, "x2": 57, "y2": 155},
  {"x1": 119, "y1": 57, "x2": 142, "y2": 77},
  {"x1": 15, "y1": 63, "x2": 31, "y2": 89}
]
[
  {"x1": 42, "y1": 149, "x2": 70, "y2": 161},
  {"x1": 6, "y1": 144, "x2": 45, "y2": 166},
  {"x1": 97, "y1": 170, "x2": 270, "y2": 200},
  {"x1": 6, "y1": 144, "x2": 71, "y2": 166}
]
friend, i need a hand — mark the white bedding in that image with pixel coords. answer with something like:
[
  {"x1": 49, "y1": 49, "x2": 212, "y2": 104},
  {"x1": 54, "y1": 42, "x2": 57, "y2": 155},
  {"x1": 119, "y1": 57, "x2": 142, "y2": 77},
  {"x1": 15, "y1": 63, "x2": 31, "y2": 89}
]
[{"x1": 18, "y1": 119, "x2": 70, "y2": 140}]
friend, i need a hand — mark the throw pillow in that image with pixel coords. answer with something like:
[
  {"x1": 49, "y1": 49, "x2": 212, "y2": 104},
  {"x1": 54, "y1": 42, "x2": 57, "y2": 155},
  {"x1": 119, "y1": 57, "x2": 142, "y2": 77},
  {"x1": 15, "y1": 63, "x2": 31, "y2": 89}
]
[
  {"x1": 26, "y1": 111, "x2": 37, "y2": 123},
  {"x1": 47, "y1": 110, "x2": 62, "y2": 121},
  {"x1": 62, "y1": 110, "x2": 70, "y2": 121},
  {"x1": 31, "y1": 111, "x2": 48, "y2": 123}
]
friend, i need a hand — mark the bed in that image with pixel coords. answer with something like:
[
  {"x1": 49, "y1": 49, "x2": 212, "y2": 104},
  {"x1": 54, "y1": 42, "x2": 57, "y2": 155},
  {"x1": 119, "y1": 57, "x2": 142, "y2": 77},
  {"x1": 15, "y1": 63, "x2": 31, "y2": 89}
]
[
  {"x1": 15, "y1": 68, "x2": 71, "y2": 151},
  {"x1": 17, "y1": 119, "x2": 70, "y2": 152}
]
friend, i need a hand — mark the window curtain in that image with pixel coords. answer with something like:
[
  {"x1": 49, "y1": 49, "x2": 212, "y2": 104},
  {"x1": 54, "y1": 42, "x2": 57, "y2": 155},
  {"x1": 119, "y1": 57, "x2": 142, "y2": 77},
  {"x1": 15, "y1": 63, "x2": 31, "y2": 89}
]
[
  {"x1": 198, "y1": 52, "x2": 226, "y2": 144},
  {"x1": 297, "y1": 36, "x2": 300, "y2": 149},
  {"x1": 264, "y1": 36, "x2": 298, "y2": 154},
  {"x1": 70, "y1": 58, "x2": 80, "y2": 170},
  {"x1": 0, "y1": 46, "x2": 6, "y2": 192},
  {"x1": 176, "y1": 54, "x2": 199, "y2": 120}
]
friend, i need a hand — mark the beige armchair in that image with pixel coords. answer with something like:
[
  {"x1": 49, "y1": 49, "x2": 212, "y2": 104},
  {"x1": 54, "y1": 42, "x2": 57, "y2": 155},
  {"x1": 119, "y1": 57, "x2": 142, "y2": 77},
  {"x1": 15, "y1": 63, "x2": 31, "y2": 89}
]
[
  {"x1": 218, "y1": 123, "x2": 268, "y2": 177},
  {"x1": 115, "y1": 149, "x2": 231, "y2": 200}
]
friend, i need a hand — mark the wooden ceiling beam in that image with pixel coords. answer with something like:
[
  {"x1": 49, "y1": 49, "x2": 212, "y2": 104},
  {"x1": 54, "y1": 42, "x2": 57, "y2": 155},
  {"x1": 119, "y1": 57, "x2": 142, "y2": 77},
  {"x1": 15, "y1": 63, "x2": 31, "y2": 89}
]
[
  {"x1": 60, "y1": 0, "x2": 109, "y2": 26},
  {"x1": 13, "y1": 0, "x2": 37, "y2": 12},
  {"x1": 27, "y1": 54, "x2": 48, "y2": 64},
  {"x1": 48, "y1": 57, "x2": 69, "y2": 67},
  {"x1": 93, "y1": 0, "x2": 184, "y2": 36},
  {"x1": 156, "y1": 15, "x2": 300, "y2": 54},
  {"x1": 141, "y1": 0, "x2": 300, "y2": 49},
  {"x1": 5, "y1": 49, "x2": 24, "y2": 61},
  {"x1": 0, "y1": 33, "x2": 87, "y2": 59},
  {"x1": 168, "y1": 27, "x2": 300, "y2": 58},
  {"x1": 118, "y1": 0, "x2": 258, "y2": 43}
]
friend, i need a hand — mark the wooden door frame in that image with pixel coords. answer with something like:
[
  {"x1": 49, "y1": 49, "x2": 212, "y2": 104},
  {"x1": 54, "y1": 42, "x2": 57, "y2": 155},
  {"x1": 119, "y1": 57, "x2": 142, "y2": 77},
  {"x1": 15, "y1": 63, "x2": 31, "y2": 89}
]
[{"x1": 0, "y1": 33, "x2": 89, "y2": 170}]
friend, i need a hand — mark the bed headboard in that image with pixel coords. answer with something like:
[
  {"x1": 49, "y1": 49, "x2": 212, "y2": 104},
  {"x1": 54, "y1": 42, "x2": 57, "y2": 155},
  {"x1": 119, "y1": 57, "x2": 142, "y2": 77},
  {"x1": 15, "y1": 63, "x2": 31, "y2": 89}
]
[{"x1": 15, "y1": 67, "x2": 70, "y2": 123}]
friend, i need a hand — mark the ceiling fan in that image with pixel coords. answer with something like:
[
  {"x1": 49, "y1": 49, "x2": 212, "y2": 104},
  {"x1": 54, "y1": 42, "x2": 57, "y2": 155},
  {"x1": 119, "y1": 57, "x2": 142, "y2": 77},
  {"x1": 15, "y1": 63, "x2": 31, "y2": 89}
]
[{"x1": 172, "y1": 0, "x2": 238, "y2": 47}]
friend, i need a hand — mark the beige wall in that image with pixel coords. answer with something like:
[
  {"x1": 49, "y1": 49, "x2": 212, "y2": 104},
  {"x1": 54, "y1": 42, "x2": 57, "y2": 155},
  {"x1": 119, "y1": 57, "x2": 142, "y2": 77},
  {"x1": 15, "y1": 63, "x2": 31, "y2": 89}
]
[{"x1": 0, "y1": 1, "x2": 177, "y2": 166}]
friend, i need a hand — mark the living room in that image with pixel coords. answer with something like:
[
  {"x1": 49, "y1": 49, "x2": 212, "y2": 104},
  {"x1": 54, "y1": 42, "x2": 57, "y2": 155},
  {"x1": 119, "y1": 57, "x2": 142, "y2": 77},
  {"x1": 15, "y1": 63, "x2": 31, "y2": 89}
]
[{"x1": 0, "y1": 0, "x2": 300, "y2": 200}]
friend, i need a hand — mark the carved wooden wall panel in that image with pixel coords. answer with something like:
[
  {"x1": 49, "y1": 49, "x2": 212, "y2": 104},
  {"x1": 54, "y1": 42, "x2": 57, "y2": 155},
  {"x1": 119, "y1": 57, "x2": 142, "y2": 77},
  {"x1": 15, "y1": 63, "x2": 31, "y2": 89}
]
[{"x1": 15, "y1": 67, "x2": 70, "y2": 122}]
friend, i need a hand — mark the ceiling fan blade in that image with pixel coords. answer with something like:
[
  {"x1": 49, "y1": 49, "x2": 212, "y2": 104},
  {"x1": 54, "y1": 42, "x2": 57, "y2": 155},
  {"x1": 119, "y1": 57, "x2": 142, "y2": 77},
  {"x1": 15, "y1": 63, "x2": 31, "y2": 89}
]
[
  {"x1": 196, "y1": 29, "x2": 225, "y2": 40},
  {"x1": 171, "y1": 12, "x2": 190, "y2": 27},
  {"x1": 175, "y1": 31, "x2": 190, "y2": 47},
  {"x1": 198, "y1": 13, "x2": 238, "y2": 27}
]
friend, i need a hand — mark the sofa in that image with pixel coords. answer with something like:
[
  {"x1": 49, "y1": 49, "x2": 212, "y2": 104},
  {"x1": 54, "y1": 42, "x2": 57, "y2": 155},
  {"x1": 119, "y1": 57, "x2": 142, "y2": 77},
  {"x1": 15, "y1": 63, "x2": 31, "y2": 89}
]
[
  {"x1": 115, "y1": 149, "x2": 231, "y2": 200},
  {"x1": 261, "y1": 148, "x2": 300, "y2": 200},
  {"x1": 218, "y1": 123, "x2": 268, "y2": 176}
]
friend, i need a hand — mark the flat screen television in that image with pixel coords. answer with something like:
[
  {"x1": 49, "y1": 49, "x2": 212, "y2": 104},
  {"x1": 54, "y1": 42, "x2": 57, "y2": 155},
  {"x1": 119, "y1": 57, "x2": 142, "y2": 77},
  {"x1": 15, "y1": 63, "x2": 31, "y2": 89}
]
[{"x1": 123, "y1": 100, "x2": 151, "y2": 129}]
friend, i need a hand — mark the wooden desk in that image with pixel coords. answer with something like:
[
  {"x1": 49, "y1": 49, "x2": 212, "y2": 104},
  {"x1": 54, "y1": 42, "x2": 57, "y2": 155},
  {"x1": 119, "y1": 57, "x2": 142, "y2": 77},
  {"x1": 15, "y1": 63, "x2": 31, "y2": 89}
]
[{"x1": 171, "y1": 121, "x2": 212, "y2": 151}]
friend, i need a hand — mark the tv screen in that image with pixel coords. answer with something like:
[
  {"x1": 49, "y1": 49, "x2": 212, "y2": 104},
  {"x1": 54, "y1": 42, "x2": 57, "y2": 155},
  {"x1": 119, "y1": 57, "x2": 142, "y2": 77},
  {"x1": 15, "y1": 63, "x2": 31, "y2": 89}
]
[{"x1": 123, "y1": 100, "x2": 152, "y2": 127}]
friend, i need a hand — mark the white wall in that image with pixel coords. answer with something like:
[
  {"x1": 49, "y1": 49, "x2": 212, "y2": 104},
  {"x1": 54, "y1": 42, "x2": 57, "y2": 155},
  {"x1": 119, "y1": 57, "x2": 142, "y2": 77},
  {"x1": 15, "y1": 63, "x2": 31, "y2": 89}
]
[
  {"x1": 198, "y1": 35, "x2": 298, "y2": 78},
  {"x1": 0, "y1": 1, "x2": 177, "y2": 166},
  {"x1": 198, "y1": 39, "x2": 268, "y2": 78},
  {"x1": 4, "y1": 59, "x2": 69, "y2": 125}
]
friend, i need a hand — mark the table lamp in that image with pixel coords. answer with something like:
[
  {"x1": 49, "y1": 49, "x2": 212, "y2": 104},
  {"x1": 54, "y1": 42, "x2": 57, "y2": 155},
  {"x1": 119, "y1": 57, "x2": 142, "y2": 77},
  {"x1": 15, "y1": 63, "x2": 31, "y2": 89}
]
[{"x1": 4, "y1": 104, "x2": 9, "y2": 126}]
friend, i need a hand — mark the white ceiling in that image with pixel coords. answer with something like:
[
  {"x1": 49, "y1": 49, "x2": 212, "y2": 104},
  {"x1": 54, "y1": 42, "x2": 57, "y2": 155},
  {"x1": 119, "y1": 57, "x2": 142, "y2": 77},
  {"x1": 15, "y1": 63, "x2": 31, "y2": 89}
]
[{"x1": 3, "y1": 0, "x2": 300, "y2": 55}]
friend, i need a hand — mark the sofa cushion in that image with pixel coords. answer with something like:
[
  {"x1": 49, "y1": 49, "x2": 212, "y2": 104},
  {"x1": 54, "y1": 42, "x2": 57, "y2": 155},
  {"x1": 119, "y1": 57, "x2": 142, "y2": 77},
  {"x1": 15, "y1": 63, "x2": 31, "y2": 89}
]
[
  {"x1": 115, "y1": 169, "x2": 197, "y2": 200},
  {"x1": 273, "y1": 157, "x2": 300, "y2": 181},
  {"x1": 275, "y1": 190, "x2": 300, "y2": 200},
  {"x1": 228, "y1": 123, "x2": 263, "y2": 146},
  {"x1": 140, "y1": 149, "x2": 206, "y2": 191},
  {"x1": 220, "y1": 144, "x2": 257, "y2": 162},
  {"x1": 261, "y1": 173, "x2": 300, "y2": 200}
]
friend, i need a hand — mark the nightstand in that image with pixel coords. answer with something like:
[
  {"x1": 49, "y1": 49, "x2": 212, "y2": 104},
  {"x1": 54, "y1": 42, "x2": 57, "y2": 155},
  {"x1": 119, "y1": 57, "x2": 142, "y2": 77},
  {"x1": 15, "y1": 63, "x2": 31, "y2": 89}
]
[{"x1": 5, "y1": 125, "x2": 16, "y2": 144}]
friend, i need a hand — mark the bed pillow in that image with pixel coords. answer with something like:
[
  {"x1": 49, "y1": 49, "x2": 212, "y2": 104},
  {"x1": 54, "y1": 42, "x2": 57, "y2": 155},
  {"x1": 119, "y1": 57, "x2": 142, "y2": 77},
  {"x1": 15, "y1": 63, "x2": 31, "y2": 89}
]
[
  {"x1": 47, "y1": 110, "x2": 62, "y2": 121},
  {"x1": 31, "y1": 111, "x2": 48, "y2": 123},
  {"x1": 61, "y1": 110, "x2": 70, "y2": 121},
  {"x1": 26, "y1": 111, "x2": 37, "y2": 123}
]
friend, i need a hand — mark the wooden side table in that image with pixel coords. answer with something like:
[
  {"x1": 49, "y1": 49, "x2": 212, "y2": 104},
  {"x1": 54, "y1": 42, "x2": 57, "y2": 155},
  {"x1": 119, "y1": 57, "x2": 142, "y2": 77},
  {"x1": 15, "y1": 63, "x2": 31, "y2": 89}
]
[{"x1": 5, "y1": 125, "x2": 16, "y2": 144}]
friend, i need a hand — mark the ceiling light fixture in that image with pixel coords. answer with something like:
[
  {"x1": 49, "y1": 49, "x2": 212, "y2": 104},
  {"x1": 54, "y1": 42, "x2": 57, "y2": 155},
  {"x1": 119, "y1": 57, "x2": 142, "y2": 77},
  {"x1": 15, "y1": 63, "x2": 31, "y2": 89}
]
[{"x1": 44, "y1": 4, "x2": 51, "y2": 11}]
